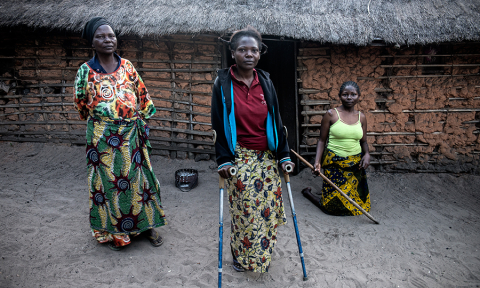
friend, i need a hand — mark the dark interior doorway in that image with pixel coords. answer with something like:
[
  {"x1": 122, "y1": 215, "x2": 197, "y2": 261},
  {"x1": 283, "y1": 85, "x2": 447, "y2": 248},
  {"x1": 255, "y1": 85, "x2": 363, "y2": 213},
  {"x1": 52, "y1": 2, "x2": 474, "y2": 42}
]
[{"x1": 223, "y1": 38, "x2": 299, "y2": 171}]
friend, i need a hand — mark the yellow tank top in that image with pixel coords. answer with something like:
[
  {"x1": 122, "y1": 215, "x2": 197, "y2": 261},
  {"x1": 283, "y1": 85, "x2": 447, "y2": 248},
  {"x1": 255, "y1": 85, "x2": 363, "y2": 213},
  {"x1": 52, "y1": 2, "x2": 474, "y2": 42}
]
[{"x1": 327, "y1": 108, "x2": 363, "y2": 157}]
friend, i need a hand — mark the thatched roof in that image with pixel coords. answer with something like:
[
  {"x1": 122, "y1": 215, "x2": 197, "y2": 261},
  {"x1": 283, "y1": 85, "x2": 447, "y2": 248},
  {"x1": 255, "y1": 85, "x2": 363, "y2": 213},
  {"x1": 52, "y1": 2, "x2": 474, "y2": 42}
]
[{"x1": 0, "y1": 0, "x2": 479, "y2": 45}]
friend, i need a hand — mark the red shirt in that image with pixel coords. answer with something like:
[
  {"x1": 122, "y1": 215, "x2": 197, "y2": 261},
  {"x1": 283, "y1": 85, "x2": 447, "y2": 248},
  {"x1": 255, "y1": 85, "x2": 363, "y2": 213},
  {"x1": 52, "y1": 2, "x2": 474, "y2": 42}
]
[{"x1": 230, "y1": 66, "x2": 268, "y2": 151}]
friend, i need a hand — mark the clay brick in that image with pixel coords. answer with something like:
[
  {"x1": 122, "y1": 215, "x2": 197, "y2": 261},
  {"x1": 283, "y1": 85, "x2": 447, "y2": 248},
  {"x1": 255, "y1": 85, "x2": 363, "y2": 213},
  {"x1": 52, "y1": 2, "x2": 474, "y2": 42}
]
[
  {"x1": 143, "y1": 41, "x2": 168, "y2": 51},
  {"x1": 192, "y1": 95, "x2": 210, "y2": 106},
  {"x1": 306, "y1": 138, "x2": 317, "y2": 146},
  {"x1": 121, "y1": 52, "x2": 137, "y2": 59},
  {"x1": 143, "y1": 52, "x2": 169, "y2": 59},
  {"x1": 6, "y1": 115, "x2": 19, "y2": 121},
  {"x1": 37, "y1": 69, "x2": 63, "y2": 78},
  {"x1": 310, "y1": 115, "x2": 323, "y2": 124},
  {"x1": 21, "y1": 97, "x2": 41, "y2": 104},
  {"x1": 193, "y1": 124, "x2": 209, "y2": 131},
  {"x1": 175, "y1": 82, "x2": 189, "y2": 89},
  {"x1": 72, "y1": 50, "x2": 90, "y2": 58},
  {"x1": 365, "y1": 113, "x2": 378, "y2": 132},
  {"x1": 38, "y1": 58, "x2": 66, "y2": 67},
  {"x1": 155, "y1": 110, "x2": 170, "y2": 118},
  {"x1": 195, "y1": 55, "x2": 216, "y2": 60},
  {"x1": 395, "y1": 94, "x2": 414, "y2": 109},
  {"x1": 376, "y1": 136, "x2": 392, "y2": 144},
  {"x1": 391, "y1": 146, "x2": 412, "y2": 160},
  {"x1": 37, "y1": 48, "x2": 65, "y2": 57},
  {"x1": 145, "y1": 79, "x2": 171, "y2": 87},
  {"x1": 152, "y1": 99, "x2": 170, "y2": 108},
  {"x1": 415, "y1": 113, "x2": 445, "y2": 133},
  {"x1": 387, "y1": 103, "x2": 403, "y2": 114},
  {"x1": 192, "y1": 84, "x2": 211, "y2": 93},
  {"x1": 143, "y1": 63, "x2": 170, "y2": 69},
  {"x1": 444, "y1": 112, "x2": 475, "y2": 135},
  {"x1": 175, "y1": 113, "x2": 189, "y2": 120},
  {"x1": 193, "y1": 115, "x2": 210, "y2": 123},
  {"x1": 392, "y1": 114, "x2": 409, "y2": 130},
  {"x1": 439, "y1": 142, "x2": 457, "y2": 160},
  {"x1": 193, "y1": 106, "x2": 210, "y2": 114},
  {"x1": 18, "y1": 70, "x2": 36, "y2": 78},
  {"x1": 191, "y1": 73, "x2": 206, "y2": 81},
  {"x1": 357, "y1": 97, "x2": 376, "y2": 111},
  {"x1": 16, "y1": 48, "x2": 36, "y2": 56},
  {"x1": 174, "y1": 54, "x2": 193, "y2": 61},
  {"x1": 197, "y1": 44, "x2": 215, "y2": 53}
]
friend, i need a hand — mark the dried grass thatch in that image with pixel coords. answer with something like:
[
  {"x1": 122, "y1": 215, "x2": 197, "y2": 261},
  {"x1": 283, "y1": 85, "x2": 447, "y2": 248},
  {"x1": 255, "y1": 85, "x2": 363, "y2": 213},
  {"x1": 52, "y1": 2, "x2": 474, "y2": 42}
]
[{"x1": 0, "y1": 0, "x2": 479, "y2": 45}]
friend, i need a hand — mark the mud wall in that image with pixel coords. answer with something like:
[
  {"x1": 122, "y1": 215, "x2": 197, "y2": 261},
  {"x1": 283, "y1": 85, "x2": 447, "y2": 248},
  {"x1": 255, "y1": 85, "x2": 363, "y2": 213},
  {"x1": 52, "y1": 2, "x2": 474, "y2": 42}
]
[
  {"x1": 1, "y1": 28, "x2": 479, "y2": 171},
  {"x1": 0, "y1": 28, "x2": 221, "y2": 160},
  {"x1": 298, "y1": 43, "x2": 480, "y2": 173}
]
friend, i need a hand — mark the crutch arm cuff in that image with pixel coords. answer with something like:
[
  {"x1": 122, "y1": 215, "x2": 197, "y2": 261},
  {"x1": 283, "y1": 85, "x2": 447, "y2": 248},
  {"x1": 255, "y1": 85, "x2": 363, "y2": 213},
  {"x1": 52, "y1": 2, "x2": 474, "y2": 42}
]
[{"x1": 218, "y1": 162, "x2": 234, "y2": 171}]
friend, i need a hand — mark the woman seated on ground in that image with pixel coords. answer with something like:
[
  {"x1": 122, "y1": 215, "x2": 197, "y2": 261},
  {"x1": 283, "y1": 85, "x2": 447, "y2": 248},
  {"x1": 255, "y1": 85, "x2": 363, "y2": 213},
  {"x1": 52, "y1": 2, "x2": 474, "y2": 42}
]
[
  {"x1": 211, "y1": 26, "x2": 294, "y2": 273},
  {"x1": 302, "y1": 81, "x2": 371, "y2": 216},
  {"x1": 74, "y1": 17, "x2": 166, "y2": 250}
]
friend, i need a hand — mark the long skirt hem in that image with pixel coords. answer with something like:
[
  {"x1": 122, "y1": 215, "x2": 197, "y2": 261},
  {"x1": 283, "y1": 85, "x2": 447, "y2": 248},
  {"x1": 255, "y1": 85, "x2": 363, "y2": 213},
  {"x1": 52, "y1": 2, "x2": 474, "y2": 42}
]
[
  {"x1": 227, "y1": 145, "x2": 287, "y2": 273},
  {"x1": 320, "y1": 149, "x2": 370, "y2": 216},
  {"x1": 86, "y1": 115, "x2": 167, "y2": 247}
]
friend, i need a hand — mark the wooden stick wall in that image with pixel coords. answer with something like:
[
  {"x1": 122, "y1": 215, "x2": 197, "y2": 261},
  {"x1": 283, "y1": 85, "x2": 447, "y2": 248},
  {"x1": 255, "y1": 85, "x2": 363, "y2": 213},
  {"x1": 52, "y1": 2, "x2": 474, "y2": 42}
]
[
  {"x1": 1, "y1": 28, "x2": 479, "y2": 171},
  {"x1": 297, "y1": 43, "x2": 480, "y2": 172},
  {"x1": 0, "y1": 29, "x2": 221, "y2": 160}
]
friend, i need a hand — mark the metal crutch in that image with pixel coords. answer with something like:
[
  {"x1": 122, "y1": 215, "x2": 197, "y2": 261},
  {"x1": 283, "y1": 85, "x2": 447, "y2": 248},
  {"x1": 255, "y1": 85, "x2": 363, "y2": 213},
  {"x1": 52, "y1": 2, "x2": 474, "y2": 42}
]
[
  {"x1": 218, "y1": 165, "x2": 237, "y2": 288},
  {"x1": 283, "y1": 163, "x2": 308, "y2": 281},
  {"x1": 215, "y1": 125, "x2": 240, "y2": 287}
]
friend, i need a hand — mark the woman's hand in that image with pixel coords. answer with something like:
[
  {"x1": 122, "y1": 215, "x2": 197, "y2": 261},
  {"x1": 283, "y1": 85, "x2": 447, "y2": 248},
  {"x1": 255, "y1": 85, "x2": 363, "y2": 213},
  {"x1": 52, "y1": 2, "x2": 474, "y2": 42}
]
[
  {"x1": 359, "y1": 153, "x2": 370, "y2": 170},
  {"x1": 281, "y1": 161, "x2": 295, "y2": 174},
  {"x1": 313, "y1": 162, "x2": 321, "y2": 176},
  {"x1": 217, "y1": 165, "x2": 234, "y2": 179}
]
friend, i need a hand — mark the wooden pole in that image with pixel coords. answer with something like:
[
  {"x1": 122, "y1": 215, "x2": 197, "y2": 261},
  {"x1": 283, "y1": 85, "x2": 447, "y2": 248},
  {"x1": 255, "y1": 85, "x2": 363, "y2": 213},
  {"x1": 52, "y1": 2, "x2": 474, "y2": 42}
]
[{"x1": 290, "y1": 149, "x2": 380, "y2": 224}]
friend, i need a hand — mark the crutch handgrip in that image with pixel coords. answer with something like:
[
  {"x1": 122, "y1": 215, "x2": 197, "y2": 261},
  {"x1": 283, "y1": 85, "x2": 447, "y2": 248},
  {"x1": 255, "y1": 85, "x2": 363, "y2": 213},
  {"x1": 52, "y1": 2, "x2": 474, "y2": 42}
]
[
  {"x1": 219, "y1": 176, "x2": 225, "y2": 189},
  {"x1": 285, "y1": 164, "x2": 293, "y2": 173},
  {"x1": 229, "y1": 167, "x2": 237, "y2": 176}
]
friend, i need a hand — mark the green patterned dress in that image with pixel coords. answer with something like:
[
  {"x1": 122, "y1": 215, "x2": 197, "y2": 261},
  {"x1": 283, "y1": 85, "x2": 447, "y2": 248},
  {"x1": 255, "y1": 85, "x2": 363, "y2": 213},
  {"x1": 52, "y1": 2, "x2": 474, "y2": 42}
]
[{"x1": 74, "y1": 59, "x2": 166, "y2": 247}]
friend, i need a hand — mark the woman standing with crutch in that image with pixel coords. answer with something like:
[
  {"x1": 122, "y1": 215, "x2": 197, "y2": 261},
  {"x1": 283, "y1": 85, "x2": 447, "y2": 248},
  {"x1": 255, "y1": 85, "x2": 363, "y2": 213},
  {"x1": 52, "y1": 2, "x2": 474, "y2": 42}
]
[{"x1": 211, "y1": 26, "x2": 295, "y2": 274}]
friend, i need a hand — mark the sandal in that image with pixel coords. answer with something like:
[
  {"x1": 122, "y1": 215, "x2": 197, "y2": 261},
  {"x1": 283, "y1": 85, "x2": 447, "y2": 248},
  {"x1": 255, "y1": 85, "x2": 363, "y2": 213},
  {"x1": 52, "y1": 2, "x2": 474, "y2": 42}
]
[
  {"x1": 232, "y1": 259, "x2": 245, "y2": 272},
  {"x1": 107, "y1": 242, "x2": 123, "y2": 251},
  {"x1": 147, "y1": 229, "x2": 164, "y2": 247}
]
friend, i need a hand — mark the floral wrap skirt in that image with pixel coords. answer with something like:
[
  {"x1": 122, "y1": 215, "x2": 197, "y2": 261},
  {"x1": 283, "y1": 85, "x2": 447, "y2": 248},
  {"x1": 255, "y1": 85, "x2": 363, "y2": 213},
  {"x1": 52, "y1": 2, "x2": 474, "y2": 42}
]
[
  {"x1": 320, "y1": 149, "x2": 370, "y2": 216},
  {"x1": 86, "y1": 114, "x2": 166, "y2": 247},
  {"x1": 227, "y1": 145, "x2": 287, "y2": 273}
]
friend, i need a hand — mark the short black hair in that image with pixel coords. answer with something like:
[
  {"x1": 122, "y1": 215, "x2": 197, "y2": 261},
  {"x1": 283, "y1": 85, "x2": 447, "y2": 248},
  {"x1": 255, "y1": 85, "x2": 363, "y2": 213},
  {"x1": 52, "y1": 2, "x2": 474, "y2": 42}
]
[
  {"x1": 230, "y1": 25, "x2": 262, "y2": 50},
  {"x1": 339, "y1": 81, "x2": 361, "y2": 97},
  {"x1": 219, "y1": 25, "x2": 268, "y2": 54}
]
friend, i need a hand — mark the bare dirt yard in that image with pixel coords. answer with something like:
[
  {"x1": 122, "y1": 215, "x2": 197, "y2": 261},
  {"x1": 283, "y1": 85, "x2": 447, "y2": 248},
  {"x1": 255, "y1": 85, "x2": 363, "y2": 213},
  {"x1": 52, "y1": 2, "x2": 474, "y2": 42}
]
[{"x1": 0, "y1": 142, "x2": 479, "y2": 288}]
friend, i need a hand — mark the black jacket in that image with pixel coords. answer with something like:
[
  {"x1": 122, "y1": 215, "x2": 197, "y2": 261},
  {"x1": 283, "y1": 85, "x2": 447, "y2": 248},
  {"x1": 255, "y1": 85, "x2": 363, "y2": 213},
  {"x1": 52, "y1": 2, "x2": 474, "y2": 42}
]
[{"x1": 211, "y1": 67, "x2": 291, "y2": 167}]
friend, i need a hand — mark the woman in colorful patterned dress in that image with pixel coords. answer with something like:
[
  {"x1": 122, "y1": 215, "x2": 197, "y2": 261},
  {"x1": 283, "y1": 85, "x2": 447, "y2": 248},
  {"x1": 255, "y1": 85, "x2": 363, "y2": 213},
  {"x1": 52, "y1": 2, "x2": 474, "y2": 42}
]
[
  {"x1": 74, "y1": 17, "x2": 166, "y2": 250},
  {"x1": 302, "y1": 81, "x2": 371, "y2": 216},
  {"x1": 211, "y1": 26, "x2": 295, "y2": 273}
]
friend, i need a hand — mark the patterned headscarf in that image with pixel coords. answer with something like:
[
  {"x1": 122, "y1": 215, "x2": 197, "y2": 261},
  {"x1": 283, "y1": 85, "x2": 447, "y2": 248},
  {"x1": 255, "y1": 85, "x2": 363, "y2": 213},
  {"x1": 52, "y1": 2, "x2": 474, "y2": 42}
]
[{"x1": 81, "y1": 17, "x2": 112, "y2": 45}]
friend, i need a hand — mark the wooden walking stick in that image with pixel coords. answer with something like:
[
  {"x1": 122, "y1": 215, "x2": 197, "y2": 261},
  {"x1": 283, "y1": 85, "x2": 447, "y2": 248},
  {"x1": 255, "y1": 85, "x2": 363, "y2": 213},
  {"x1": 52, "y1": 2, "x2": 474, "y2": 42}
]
[{"x1": 290, "y1": 149, "x2": 379, "y2": 224}]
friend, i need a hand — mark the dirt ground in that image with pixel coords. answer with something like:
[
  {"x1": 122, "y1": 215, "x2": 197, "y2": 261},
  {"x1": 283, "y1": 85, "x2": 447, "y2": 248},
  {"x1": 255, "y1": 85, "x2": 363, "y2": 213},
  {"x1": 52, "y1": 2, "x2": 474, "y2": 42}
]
[{"x1": 0, "y1": 141, "x2": 479, "y2": 288}]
